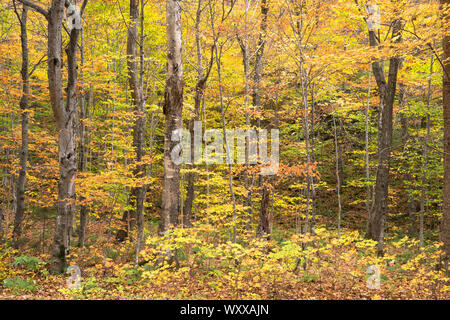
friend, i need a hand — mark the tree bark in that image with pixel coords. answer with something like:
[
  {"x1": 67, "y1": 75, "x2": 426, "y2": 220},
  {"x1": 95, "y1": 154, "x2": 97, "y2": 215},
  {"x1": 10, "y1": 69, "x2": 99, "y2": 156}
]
[
  {"x1": 333, "y1": 112, "x2": 342, "y2": 238},
  {"x1": 209, "y1": 0, "x2": 238, "y2": 242},
  {"x1": 366, "y1": 21, "x2": 401, "y2": 255},
  {"x1": 13, "y1": 5, "x2": 29, "y2": 246},
  {"x1": 159, "y1": 0, "x2": 184, "y2": 236},
  {"x1": 184, "y1": 0, "x2": 213, "y2": 226},
  {"x1": 253, "y1": 0, "x2": 271, "y2": 239},
  {"x1": 49, "y1": 0, "x2": 78, "y2": 274},
  {"x1": 116, "y1": 0, "x2": 146, "y2": 247},
  {"x1": 48, "y1": 0, "x2": 87, "y2": 273},
  {"x1": 257, "y1": 184, "x2": 271, "y2": 240},
  {"x1": 78, "y1": 22, "x2": 87, "y2": 248},
  {"x1": 441, "y1": 0, "x2": 450, "y2": 271}
]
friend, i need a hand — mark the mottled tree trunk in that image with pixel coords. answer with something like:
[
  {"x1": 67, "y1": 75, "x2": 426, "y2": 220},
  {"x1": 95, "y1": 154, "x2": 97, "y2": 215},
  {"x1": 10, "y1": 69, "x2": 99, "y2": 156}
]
[
  {"x1": 159, "y1": 0, "x2": 183, "y2": 235},
  {"x1": 48, "y1": 0, "x2": 88, "y2": 273},
  {"x1": 49, "y1": 0, "x2": 78, "y2": 274},
  {"x1": 13, "y1": 5, "x2": 29, "y2": 245}
]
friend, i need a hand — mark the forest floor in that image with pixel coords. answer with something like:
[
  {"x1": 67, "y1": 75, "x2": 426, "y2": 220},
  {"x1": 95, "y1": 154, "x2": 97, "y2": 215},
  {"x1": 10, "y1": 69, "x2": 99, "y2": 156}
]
[{"x1": 0, "y1": 218, "x2": 449, "y2": 300}]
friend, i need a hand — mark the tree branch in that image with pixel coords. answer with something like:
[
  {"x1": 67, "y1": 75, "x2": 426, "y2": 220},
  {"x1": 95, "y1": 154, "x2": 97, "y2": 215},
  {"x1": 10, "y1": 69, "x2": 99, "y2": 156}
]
[{"x1": 17, "y1": 0, "x2": 48, "y2": 19}]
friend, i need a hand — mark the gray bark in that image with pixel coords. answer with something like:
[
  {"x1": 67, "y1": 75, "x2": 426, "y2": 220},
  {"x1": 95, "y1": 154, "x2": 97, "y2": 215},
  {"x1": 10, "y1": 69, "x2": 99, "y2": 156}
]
[{"x1": 159, "y1": 0, "x2": 184, "y2": 235}]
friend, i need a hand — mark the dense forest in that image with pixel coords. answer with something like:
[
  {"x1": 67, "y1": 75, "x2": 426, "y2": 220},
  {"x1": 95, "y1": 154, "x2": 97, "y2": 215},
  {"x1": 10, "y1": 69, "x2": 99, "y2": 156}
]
[{"x1": 0, "y1": 0, "x2": 449, "y2": 300}]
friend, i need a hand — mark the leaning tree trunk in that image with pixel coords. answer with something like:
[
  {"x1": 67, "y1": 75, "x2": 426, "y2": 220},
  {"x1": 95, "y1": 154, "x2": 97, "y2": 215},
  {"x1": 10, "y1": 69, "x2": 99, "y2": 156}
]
[
  {"x1": 441, "y1": 0, "x2": 450, "y2": 271},
  {"x1": 367, "y1": 21, "x2": 401, "y2": 255},
  {"x1": 159, "y1": 0, "x2": 183, "y2": 236},
  {"x1": 13, "y1": 5, "x2": 29, "y2": 245}
]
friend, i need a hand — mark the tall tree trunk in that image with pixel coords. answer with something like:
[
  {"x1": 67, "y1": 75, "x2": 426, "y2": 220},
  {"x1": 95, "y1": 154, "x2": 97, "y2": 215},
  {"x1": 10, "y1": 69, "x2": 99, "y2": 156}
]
[
  {"x1": 441, "y1": 0, "x2": 450, "y2": 271},
  {"x1": 49, "y1": 0, "x2": 79, "y2": 274},
  {"x1": 184, "y1": 0, "x2": 213, "y2": 226},
  {"x1": 253, "y1": 0, "x2": 270, "y2": 238},
  {"x1": 116, "y1": 0, "x2": 146, "y2": 247},
  {"x1": 399, "y1": 84, "x2": 419, "y2": 237},
  {"x1": 209, "y1": 0, "x2": 238, "y2": 242},
  {"x1": 135, "y1": 0, "x2": 147, "y2": 263},
  {"x1": 236, "y1": 0, "x2": 253, "y2": 230},
  {"x1": 78, "y1": 14, "x2": 87, "y2": 248},
  {"x1": 419, "y1": 55, "x2": 434, "y2": 248},
  {"x1": 159, "y1": 0, "x2": 183, "y2": 236},
  {"x1": 365, "y1": 66, "x2": 372, "y2": 234},
  {"x1": 332, "y1": 112, "x2": 342, "y2": 238},
  {"x1": 13, "y1": 5, "x2": 29, "y2": 245},
  {"x1": 367, "y1": 20, "x2": 401, "y2": 255}
]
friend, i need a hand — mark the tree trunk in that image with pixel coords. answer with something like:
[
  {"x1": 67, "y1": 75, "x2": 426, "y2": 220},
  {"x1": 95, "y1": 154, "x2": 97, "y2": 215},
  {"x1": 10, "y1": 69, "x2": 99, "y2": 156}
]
[
  {"x1": 78, "y1": 15, "x2": 87, "y2": 248},
  {"x1": 253, "y1": 0, "x2": 270, "y2": 239},
  {"x1": 209, "y1": 0, "x2": 238, "y2": 242},
  {"x1": 159, "y1": 0, "x2": 183, "y2": 236},
  {"x1": 116, "y1": 0, "x2": 146, "y2": 248},
  {"x1": 367, "y1": 21, "x2": 401, "y2": 255},
  {"x1": 257, "y1": 184, "x2": 271, "y2": 240},
  {"x1": 419, "y1": 55, "x2": 433, "y2": 248},
  {"x1": 365, "y1": 67, "x2": 372, "y2": 233},
  {"x1": 49, "y1": 0, "x2": 79, "y2": 274},
  {"x1": 333, "y1": 112, "x2": 342, "y2": 238},
  {"x1": 184, "y1": 0, "x2": 212, "y2": 226},
  {"x1": 13, "y1": 5, "x2": 29, "y2": 246},
  {"x1": 441, "y1": 0, "x2": 450, "y2": 271}
]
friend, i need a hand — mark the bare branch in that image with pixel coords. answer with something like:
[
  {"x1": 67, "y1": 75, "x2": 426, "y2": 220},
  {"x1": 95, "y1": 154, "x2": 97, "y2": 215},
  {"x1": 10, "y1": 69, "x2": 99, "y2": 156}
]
[{"x1": 17, "y1": 0, "x2": 48, "y2": 19}]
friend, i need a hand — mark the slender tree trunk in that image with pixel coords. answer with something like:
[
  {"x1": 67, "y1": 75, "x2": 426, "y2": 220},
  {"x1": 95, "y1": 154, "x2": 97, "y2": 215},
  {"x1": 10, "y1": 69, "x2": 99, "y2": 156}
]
[
  {"x1": 236, "y1": 0, "x2": 253, "y2": 230},
  {"x1": 116, "y1": 0, "x2": 146, "y2": 248},
  {"x1": 367, "y1": 21, "x2": 401, "y2": 255},
  {"x1": 419, "y1": 55, "x2": 433, "y2": 248},
  {"x1": 332, "y1": 112, "x2": 342, "y2": 238},
  {"x1": 257, "y1": 184, "x2": 271, "y2": 240},
  {"x1": 159, "y1": 0, "x2": 183, "y2": 236},
  {"x1": 135, "y1": 0, "x2": 147, "y2": 263},
  {"x1": 310, "y1": 84, "x2": 317, "y2": 234},
  {"x1": 300, "y1": 61, "x2": 311, "y2": 235},
  {"x1": 0, "y1": 207, "x2": 4, "y2": 242},
  {"x1": 209, "y1": 0, "x2": 238, "y2": 242},
  {"x1": 252, "y1": 0, "x2": 272, "y2": 239},
  {"x1": 441, "y1": 0, "x2": 450, "y2": 271},
  {"x1": 365, "y1": 66, "x2": 372, "y2": 234},
  {"x1": 399, "y1": 84, "x2": 419, "y2": 236},
  {"x1": 78, "y1": 16, "x2": 87, "y2": 248},
  {"x1": 13, "y1": 5, "x2": 29, "y2": 245},
  {"x1": 184, "y1": 0, "x2": 212, "y2": 226}
]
